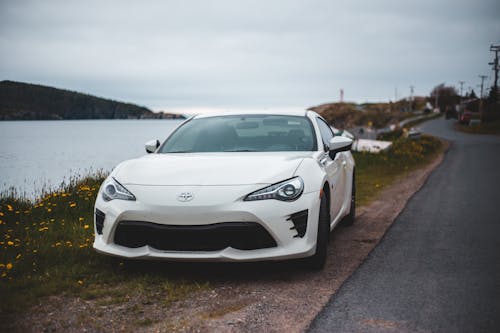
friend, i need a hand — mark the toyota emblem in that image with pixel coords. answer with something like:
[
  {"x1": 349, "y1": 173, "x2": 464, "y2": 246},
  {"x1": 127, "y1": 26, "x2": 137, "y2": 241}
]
[{"x1": 177, "y1": 192, "x2": 194, "y2": 202}]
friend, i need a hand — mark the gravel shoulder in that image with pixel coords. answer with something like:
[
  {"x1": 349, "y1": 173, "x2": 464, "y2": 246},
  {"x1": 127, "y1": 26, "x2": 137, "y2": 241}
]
[{"x1": 7, "y1": 143, "x2": 447, "y2": 333}]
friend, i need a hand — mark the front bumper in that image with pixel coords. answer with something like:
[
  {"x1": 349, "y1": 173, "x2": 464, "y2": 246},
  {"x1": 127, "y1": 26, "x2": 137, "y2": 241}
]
[{"x1": 93, "y1": 186, "x2": 321, "y2": 262}]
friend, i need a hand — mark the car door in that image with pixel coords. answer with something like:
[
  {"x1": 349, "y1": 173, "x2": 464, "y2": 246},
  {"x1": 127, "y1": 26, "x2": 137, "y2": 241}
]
[{"x1": 316, "y1": 118, "x2": 346, "y2": 226}]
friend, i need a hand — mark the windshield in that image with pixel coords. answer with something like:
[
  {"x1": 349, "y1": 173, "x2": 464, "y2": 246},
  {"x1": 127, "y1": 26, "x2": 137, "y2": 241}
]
[{"x1": 159, "y1": 115, "x2": 317, "y2": 153}]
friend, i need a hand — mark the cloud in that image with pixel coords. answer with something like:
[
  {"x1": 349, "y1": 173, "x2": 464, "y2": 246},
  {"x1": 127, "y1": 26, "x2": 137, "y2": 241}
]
[{"x1": 1, "y1": 0, "x2": 499, "y2": 109}]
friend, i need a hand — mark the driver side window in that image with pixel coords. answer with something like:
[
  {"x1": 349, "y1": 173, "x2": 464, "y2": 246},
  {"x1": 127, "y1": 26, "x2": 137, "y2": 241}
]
[{"x1": 317, "y1": 118, "x2": 335, "y2": 150}]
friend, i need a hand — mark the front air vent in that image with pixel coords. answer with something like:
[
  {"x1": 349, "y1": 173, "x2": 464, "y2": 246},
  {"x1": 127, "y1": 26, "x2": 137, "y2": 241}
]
[
  {"x1": 95, "y1": 209, "x2": 105, "y2": 235},
  {"x1": 288, "y1": 209, "x2": 308, "y2": 238}
]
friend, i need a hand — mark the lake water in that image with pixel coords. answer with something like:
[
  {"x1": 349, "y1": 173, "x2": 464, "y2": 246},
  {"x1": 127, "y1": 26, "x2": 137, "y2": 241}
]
[{"x1": 0, "y1": 119, "x2": 184, "y2": 197}]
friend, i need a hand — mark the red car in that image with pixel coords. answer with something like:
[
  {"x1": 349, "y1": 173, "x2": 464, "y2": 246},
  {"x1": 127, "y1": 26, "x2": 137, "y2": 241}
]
[{"x1": 458, "y1": 110, "x2": 473, "y2": 125}]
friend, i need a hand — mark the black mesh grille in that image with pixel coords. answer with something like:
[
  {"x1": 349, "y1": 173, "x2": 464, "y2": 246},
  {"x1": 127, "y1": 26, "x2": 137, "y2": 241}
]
[
  {"x1": 288, "y1": 210, "x2": 308, "y2": 238},
  {"x1": 95, "y1": 209, "x2": 105, "y2": 235},
  {"x1": 114, "y1": 221, "x2": 277, "y2": 251}
]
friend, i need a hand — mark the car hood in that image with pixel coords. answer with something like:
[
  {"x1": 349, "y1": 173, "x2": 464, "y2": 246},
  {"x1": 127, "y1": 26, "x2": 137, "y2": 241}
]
[{"x1": 113, "y1": 152, "x2": 314, "y2": 186}]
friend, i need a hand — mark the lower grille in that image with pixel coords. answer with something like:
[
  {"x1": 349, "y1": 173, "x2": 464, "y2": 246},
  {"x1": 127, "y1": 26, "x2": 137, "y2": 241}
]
[{"x1": 114, "y1": 221, "x2": 277, "y2": 251}]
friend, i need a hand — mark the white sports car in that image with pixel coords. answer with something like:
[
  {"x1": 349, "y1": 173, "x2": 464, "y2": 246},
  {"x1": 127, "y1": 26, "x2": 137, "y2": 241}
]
[{"x1": 94, "y1": 110, "x2": 355, "y2": 269}]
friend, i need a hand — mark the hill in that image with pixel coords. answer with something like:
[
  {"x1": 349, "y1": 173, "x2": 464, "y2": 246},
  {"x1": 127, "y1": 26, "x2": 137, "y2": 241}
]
[
  {"x1": 309, "y1": 98, "x2": 427, "y2": 129},
  {"x1": 0, "y1": 80, "x2": 180, "y2": 120}
]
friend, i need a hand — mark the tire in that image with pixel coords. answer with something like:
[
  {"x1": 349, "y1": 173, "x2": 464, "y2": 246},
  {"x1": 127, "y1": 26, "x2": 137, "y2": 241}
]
[
  {"x1": 342, "y1": 170, "x2": 356, "y2": 227},
  {"x1": 305, "y1": 194, "x2": 330, "y2": 270}
]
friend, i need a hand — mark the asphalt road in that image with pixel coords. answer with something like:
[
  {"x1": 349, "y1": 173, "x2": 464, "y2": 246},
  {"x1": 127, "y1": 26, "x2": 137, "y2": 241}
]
[{"x1": 308, "y1": 117, "x2": 500, "y2": 333}]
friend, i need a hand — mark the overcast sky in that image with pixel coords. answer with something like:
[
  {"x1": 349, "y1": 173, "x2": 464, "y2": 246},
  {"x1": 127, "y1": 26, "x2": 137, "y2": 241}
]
[{"x1": 1, "y1": 0, "x2": 499, "y2": 113}]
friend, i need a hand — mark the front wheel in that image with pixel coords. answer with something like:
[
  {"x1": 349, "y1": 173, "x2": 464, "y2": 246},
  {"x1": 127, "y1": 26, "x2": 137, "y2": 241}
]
[{"x1": 305, "y1": 194, "x2": 330, "y2": 270}]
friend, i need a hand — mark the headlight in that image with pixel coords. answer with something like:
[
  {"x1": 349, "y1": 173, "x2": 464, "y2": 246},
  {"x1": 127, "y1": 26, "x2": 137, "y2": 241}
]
[
  {"x1": 244, "y1": 177, "x2": 304, "y2": 202},
  {"x1": 101, "y1": 177, "x2": 136, "y2": 201}
]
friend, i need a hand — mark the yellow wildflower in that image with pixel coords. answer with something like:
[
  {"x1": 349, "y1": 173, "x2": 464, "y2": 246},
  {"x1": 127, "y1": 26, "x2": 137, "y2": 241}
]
[
  {"x1": 7, "y1": 205, "x2": 13, "y2": 211},
  {"x1": 79, "y1": 217, "x2": 84, "y2": 222},
  {"x1": 0, "y1": 212, "x2": 4, "y2": 216},
  {"x1": 6, "y1": 263, "x2": 13, "y2": 270},
  {"x1": 47, "y1": 208, "x2": 52, "y2": 213},
  {"x1": 0, "y1": 264, "x2": 4, "y2": 268},
  {"x1": 7, "y1": 241, "x2": 14, "y2": 246},
  {"x1": 69, "y1": 202, "x2": 77, "y2": 208},
  {"x1": 84, "y1": 224, "x2": 90, "y2": 229},
  {"x1": 15, "y1": 254, "x2": 21, "y2": 260},
  {"x1": 32, "y1": 249, "x2": 38, "y2": 253},
  {"x1": 77, "y1": 280, "x2": 84, "y2": 285}
]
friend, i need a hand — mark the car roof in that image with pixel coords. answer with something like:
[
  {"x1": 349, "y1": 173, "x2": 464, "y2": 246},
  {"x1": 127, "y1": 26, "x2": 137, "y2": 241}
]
[{"x1": 193, "y1": 109, "x2": 310, "y2": 119}]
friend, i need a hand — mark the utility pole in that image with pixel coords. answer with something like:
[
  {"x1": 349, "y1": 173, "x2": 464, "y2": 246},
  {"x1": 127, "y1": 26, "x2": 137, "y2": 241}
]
[
  {"x1": 434, "y1": 88, "x2": 439, "y2": 111},
  {"x1": 479, "y1": 75, "x2": 488, "y2": 98},
  {"x1": 479, "y1": 75, "x2": 488, "y2": 113},
  {"x1": 459, "y1": 81, "x2": 465, "y2": 98},
  {"x1": 409, "y1": 85, "x2": 414, "y2": 112},
  {"x1": 489, "y1": 44, "x2": 499, "y2": 100}
]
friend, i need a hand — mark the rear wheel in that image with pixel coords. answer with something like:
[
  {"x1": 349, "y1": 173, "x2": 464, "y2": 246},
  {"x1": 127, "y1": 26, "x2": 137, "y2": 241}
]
[
  {"x1": 305, "y1": 194, "x2": 330, "y2": 270},
  {"x1": 342, "y1": 171, "x2": 356, "y2": 226}
]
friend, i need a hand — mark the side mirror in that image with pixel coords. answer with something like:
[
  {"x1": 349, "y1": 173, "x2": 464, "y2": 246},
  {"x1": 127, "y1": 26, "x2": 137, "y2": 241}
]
[
  {"x1": 328, "y1": 136, "x2": 352, "y2": 159},
  {"x1": 145, "y1": 139, "x2": 160, "y2": 153}
]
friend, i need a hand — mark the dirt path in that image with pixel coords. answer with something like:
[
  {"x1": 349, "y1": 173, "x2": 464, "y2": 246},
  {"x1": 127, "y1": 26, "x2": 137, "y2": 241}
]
[{"x1": 10, "y1": 145, "x2": 447, "y2": 333}]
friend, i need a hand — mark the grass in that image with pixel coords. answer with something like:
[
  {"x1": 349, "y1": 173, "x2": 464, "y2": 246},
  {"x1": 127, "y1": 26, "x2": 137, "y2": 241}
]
[
  {"x1": 354, "y1": 134, "x2": 443, "y2": 206},
  {"x1": 455, "y1": 118, "x2": 500, "y2": 135},
  {"x1": 0, "y1": 175, "x2": 208, "y2": 315},
  {"x1": 0, "y1": 135, "x2": 443, "y2": 315}
]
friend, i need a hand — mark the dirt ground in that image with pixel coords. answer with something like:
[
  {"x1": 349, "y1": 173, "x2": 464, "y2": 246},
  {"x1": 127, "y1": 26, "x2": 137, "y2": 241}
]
[{"x1": 7, "y1": 145, "x2": 447, "y2": 333}]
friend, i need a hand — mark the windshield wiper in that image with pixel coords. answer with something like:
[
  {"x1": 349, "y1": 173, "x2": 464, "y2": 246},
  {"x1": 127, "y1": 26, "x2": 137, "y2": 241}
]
[{"x1": 223, "y1": 149, "x2": 258, "y2": 152}]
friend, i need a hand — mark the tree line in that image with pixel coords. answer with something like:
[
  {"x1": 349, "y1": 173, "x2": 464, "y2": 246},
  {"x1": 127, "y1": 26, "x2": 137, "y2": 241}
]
[{"x1": 0, "y1": 80, "x2": 156, "y2": 120}]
